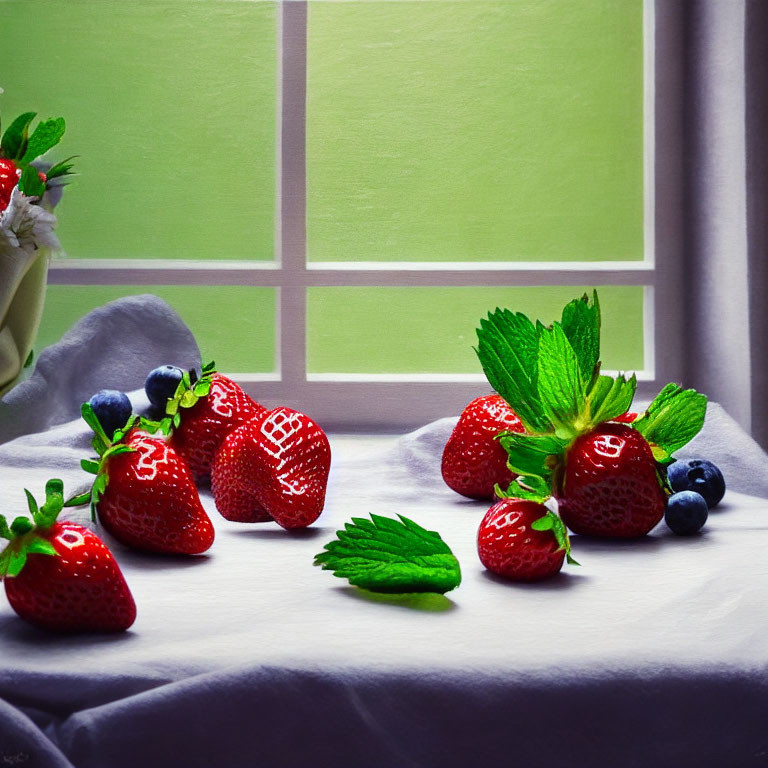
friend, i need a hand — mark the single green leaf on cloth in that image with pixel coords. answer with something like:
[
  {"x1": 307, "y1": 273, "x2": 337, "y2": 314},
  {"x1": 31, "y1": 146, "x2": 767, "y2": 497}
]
[
  {"x1": 315, "y1": 514, "x2": 461, "y2": 594},
  {"x1": 632, "y1": 383, "x2": 707, "y2": 461},
  {"x1": 1, "y1": 112, "x2": 36, "y2": 161},
  {"x1": 587, "y1": 373, "x2": 637, "y2": 427},
  {"x1": 18, "y1": 165, "x2": 46, "y2": 197},
  {"x1": 536, "y1": 323, "x2": 588, "y2": 439},
  {"x1": 475, "y1": 308, "x2": 550, "y2": 433},
  {"x1": 21, "y1": 117, "x2": 66, "y2": 164},
  {"x1": 560, "y1": 290, "x2": 601, "y2": 386}
]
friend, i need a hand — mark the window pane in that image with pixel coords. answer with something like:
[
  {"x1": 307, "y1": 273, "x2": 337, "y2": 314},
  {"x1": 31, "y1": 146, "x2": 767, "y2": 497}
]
[
  {"x1": 308, "y1": 286, "x2": 645, "y2": 374},
  {"x1": 39, "y1": 286, "x2": 276, "y2": 373},
  {"x1": 307, "y1": 0, "x2": 644, "y2": 262},
  {"x1": 0, "y1": 1, "x2": 277, "y2": 261}
]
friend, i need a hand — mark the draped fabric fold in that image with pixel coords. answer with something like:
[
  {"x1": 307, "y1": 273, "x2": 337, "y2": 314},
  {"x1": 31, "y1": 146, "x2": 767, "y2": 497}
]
[{"x1": 673, "y1": 0, "x2": 767, "y2": 448}]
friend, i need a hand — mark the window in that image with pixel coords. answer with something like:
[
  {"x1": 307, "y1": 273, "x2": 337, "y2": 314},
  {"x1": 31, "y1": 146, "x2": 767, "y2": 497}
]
[{"x1": 1, "y1": 0, "x2": 663, "y2": 429}]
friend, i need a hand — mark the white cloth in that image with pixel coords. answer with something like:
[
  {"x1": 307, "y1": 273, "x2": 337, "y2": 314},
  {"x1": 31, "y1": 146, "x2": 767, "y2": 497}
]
[{"x1": 1, "y1": 299, "x2": 768, "y2": 767}]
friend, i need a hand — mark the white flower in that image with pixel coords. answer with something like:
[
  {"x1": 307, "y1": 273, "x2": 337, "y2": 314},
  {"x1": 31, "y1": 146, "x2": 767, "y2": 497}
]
[{"x1": 0, "y1": 186, "x2": 61, "y2": 255}]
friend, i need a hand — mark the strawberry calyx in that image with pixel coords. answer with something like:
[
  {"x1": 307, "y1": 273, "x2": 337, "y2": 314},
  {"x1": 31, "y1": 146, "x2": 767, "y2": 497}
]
[
  {"x1": 142, "y1": 361, "x2": 215, "y2": 437},
  {"x1": 476, "y1": 291, "x2": 708, "y2": 504},
  {"x1": 66, "y1": 403, "x2": 137, "y2": 520},
  {"x1": 530, "y1": 510, "x2": 580, "y2": 566},
  {"x1": 0, "y1": 479, "x2": 65, "y2": 579}
]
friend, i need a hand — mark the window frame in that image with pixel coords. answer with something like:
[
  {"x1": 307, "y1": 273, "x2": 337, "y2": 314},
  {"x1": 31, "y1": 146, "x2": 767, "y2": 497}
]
[{"x1": 48, "y1": 0, "x2": 680, "y2": 430}]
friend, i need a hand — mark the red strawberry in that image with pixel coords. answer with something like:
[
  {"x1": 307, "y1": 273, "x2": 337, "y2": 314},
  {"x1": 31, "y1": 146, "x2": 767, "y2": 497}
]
[
  {"x1": 442, "y1": 394, "x2": 525, "y2": 500},
  {"x1": 613, "y1": 411, "x2": 639, "y2": 424},
  {"x1": 162, "y1": 365, "x2": 266, "y2": 483},
  {"x1": 76, "y1": 405, "x2": 215, "y2": 555},
  {"x1": 1, "y1": 480, "x2": 136, "y2": 633},
  {"x1": 0, "y1": 158, "x2": 22, "y2": 211},
  {"x1": 212, "y1": 406, "x2": 331, "y2": 529},
  {"x1": 556, "y1": 422, "x2": 666, "y2": 538},
  {"x1": 477, "y1": 498, "x2": 568, "y2": 582},
  {"x1": 0, "y1": 158, "x2": 47, "y2": 211}
]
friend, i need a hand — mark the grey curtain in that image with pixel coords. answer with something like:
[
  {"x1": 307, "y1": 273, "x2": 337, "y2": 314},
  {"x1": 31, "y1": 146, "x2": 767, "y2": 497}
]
[{"x1": 672, "y1": 0, "x2": 768, "y2": 448}]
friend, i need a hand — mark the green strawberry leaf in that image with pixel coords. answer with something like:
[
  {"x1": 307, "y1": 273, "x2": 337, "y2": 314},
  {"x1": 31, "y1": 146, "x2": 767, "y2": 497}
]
[
  {"x1": 632, "y1": 383, "x2": 707, "y2": 461},
  {"x1": 6, "y1": 547, "x2": 28, "y2": 578},
  {"x1": 81, "y1": 402, "x2": 111, "y2": 456},
  {"x1": 475, "y1": 309, "x2": 550, "y2": 433},
  {"x1": 495, "y1": 474, "x2": 551, "y2": 503},
  {"x1": 46, "y1": 155, "x2": 78, "y2": 180},
  {"x1": 64, "y1": 491, "x2": 91, "y2": 507},
  {"x1": 587, "y1": 373, "x2": 637, "y2": 426},
  {"x1": 0, "y1": 516, "x2": 11, "y2": 540},
  {"x1": 24, "y1": 489, "x2": 39, "y2": 517},
  {"x1": 18, "y1": 164, "x2": 45, "y2": 197},
  {"x1": 497, "y1": 431, "x2": 566, "y2": 482},
  {"x1": 560, "y1": 290, "x2": 601, "y2": 386},
  {"x1": 202, "y1": 360, "x2": 216, "y2": 374},
  {"x1": 36, "y1": 479, "x2": 64, "y2": 529},
  {"x1": 21, "y1": 117, "x2": 65, "y2": 163},
  {"x1": 315, "y1": 514, "x2": 461, "y2": 594},
  {"x1": 536, "y1": 323, "x2": 587, "y2": 439},
  {"x1": 26, "y1": 536, "x2": 57, "y2": 557},
  {"x1": 81, "y1": 459, "x2": 100, "y2": 475},
  {"x1": 531, "y1": 510, "x2": 580, "y2": 566},
  {"x1": 10, "y1": 517, "x2": 33, "y2": 536},
  {"x1": 1, "y1": 112, "x2": 36, "y2": 161}
]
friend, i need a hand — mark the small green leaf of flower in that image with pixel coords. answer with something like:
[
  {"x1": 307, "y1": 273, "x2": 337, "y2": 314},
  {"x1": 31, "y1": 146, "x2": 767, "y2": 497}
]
[
  {"x1": 1, "y1": 112, "x2": 36, "y2": 161},
  {"x1": 18, "y1": 165, "x2": 46, "y2": 197},
  {"x1": 315, "y1": 514, "x2": 461, "y2": 594},
  {"x1": 21, "y1": 117, "x2": 66, "y2": 163},
  {"x1": 46, "y1": 155, "x2": 78, "y2": 180}
]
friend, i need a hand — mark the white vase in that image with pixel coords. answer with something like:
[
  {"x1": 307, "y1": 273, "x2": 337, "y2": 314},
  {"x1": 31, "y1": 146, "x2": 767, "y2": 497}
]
[{"x1": 0, "y1": 247, "x2": 50, "y2": 395}]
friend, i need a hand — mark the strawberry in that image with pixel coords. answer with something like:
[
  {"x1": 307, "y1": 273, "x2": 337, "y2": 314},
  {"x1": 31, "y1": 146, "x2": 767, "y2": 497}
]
[
  {"x1": 150, "y1": 363, "x2": 266, "y2": 482},
  {"x1": 555, "y1": 422, "x2": 667, "y2": 538},
  {"x1": 73, "y1": 405, "x2": 215, "y2": 555},
  {"x1": 1, "y1": 479, "x2": 136, "y2": 633},
  {"x1": 441, "y1": 394, "x2": 525, "y2": 500},
  {"x1": 474, "y1": 293, "x2": 707, "y2": 540},
  {"x1": 211, "y1": 406, "x2": 331, "y2": 529},
  {"x1": 477, "y1": 498, "x2": 572, "y2": 582},
  {"x1": 0, "y1": 158, "x2": 21, "y2": 211}
]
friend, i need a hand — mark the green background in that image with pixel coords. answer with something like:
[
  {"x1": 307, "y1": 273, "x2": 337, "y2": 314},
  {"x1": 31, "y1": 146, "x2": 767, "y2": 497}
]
[
  {"x1": 307, "y1": 0, "x2": 644, "y2": 262},
  {"x1": 308, "y1": 286, "x2": 645, "y2": 374},
  {"x1": 0, "y1": 0, "x2": 277, "y2": 261},
  {"x1": 2, "y1": 0, "x2": 646, "y2": 375},
  {"x1": 39, "y1": 286, "x2": 277, "y2": 373}
]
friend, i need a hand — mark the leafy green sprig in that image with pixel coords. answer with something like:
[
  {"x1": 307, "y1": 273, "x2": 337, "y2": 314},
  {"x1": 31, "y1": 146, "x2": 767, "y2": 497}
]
[
  {"x1": 0, "y1": 480, "x2": 66, "y2": 579},
  {"x1": 65, "y1": 403, "x2": 136, "y2": 519},
  {"x1": 0, "y1": 111, "x2": 75, "y2": 197},
  {"x1": 476, "y1": 291, "x2": 707, "y2": 500},
  {"x1": 315, "y1": 514, "x2": 462, "y2": 594},
  {"x1": 141, "y1": 361, "x2": 215, "y2": 437}
]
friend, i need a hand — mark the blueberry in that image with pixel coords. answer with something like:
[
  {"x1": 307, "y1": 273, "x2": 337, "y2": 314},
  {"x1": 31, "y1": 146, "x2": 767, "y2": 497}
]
[
  {"x1": 145, "y1": 365, "x2": 184, "y2": 410},
  {"x1": 667, "y1": 459, "x2": 725, "y2": 508},
  {"x1": 89, "y1": 390, "x2": 132, "y2": 438},
  {"x1": 665, "y1": 491, "x2": 709, "y2": 536}
]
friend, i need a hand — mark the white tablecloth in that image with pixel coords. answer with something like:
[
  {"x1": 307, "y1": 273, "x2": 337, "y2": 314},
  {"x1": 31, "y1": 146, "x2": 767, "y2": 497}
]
[
  {"x1": 0, "y1": 419, "x2": 767, "y2": 768},
  {"x1": 2, "y1": 296, "x2": 768, "y2": 767}
]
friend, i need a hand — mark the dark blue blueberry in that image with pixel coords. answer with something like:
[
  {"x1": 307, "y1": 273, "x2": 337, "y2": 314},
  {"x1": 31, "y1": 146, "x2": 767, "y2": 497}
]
[
  {"x1": 665, "y1": 491, "x2": 709, "y2": 536},
  {"x1": 89, "y1": 390, "x2": 132, "y2": 438},
  {"x1": 667, "y1": 459, "x2": 726, "y2": 508},
  {"x1": 145, "y1": 365, "x2": 184, "y2": 410}
]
